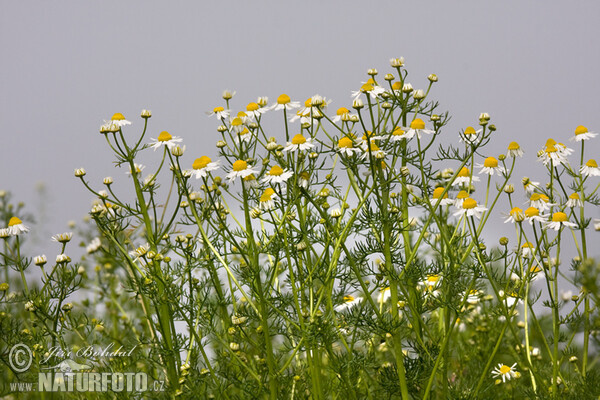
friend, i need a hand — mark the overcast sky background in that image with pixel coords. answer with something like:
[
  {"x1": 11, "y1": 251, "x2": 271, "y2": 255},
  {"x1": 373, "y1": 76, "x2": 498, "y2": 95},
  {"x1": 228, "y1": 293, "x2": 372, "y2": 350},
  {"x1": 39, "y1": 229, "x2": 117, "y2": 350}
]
[{"x1": 1, "y1": 1, "x2": 599, "y2": 255}]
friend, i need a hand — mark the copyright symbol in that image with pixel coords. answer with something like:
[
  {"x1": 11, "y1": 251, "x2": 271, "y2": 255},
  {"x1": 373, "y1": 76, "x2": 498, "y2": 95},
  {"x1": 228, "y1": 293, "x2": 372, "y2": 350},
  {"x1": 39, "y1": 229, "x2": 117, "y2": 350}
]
[{"x1": 9, "y1": 343, "x2": 32, "y2": 373}]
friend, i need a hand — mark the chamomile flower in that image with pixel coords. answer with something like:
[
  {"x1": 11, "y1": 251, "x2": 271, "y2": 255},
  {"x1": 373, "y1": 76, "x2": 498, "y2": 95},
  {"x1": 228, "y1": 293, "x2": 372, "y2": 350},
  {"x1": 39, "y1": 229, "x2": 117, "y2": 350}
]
[
  {"x1": 477, "y1": 157, "x2": 505, "y2": 176},
  {"x1": 228, "y1": 116, "x2": 246, "y2": 134},
  {"x1": 245, "y1": 102, "x2": 268, "y2": 119},
  {"x1": 378, "y1": 287, "x2": 391, "y2": 303},
  {"x1": 86, "y1": 238, "x2": 102, "y2": 254},
  {"x1": 465, "y1": 289, "x2": 482, "y2": 305},
  {"x1": 528, "y1": 264, "x2": 543, "y2": 281},
  {"x1": 522, "y1": 177, "x2": 541, "y2": 195},
  {"x1": 126, "y1": 163, "x2": 145, "y2": 176},
  {"x1": 503, "y1": 292, "x2": 523, "y2": 308},
  {"x1": 233, "y1": 127, "x2": 253, "y2": 144},
  {"x1": 242, "y1": 174, "x2": 258, "y2": 189},
  {"x1": 452, "y1": 167, "x2": 480, "y2": 186},
  {"x1": 524, "y1": 207, "x2": 547, "y2": 224},
  {"x1": 207, "y1": 106, "x2": 230, "y2": 120},
  {"x1": 546, "y1": 212, "x2": 577, "y2": 231},
  {"x1": 109, "y1": 113, "x2": 131, "y2": 127},
  {"x1": 595, "y1": 219, "x2": 600, "y2": 231},
  {"x1": 149, "y1": 131, "x2": 183, "y2": 151},
  {"x1": 270, "y1": 94, "x2": 300, "y2": 111},
  {"x1": 571, "y1": 125, "x2": 597, "y2": 141},
  {"x1": 453, "y1": 198, "x2": 487, "y2": 219},
  {"x1": 406, "y1": 118, "x2": 435, "y2": 140},
  {"x1": 332, "y1": 107, "x2": 350, "y2": 123},
  {"x1": 460, "y1": 126, "x2": 482, "y2": 144},
  {"x1": 453, "y1": 190, "x2": 471, "y2": 208},
  {"x1": 283, "y1": 134, "x2": 315, "y2": 152},
  {"x1": 491, "y1": 363, "x2": 518, "y2": 383},
  {"x1": 528, "y1": 193, "x2": 552, "y2": 212},
  {"x1": 507, "y1": 141, "x2": 524, "y2": 157},
  {"x1": 6, "y1": 217, "x2": 29, "y2": 236},
  {"x1": 390, "y1": 127, "x2": 409, "y2": 142},
  {"x1": 259, "y1": 188, "x2": 277, "y2": 210},
  {"x1": 190, "y1": 156, "x2": 220, "y2": 179},
  {"x1": 262, "y1": 165, "x2": 293, "y2": 184},
  {"x1": 52, "y1": 232, "x2": 73, "y2": 243},
  {"x1": 430, "y1": 187, "x2": 453, "y2": 206},
  {"x1": 361, "y1": 143, "x2": 386, "y2": 160},
  {"x1": 298, "y1": 172, "x2": 310, "y2": 189},
  {"x1": 504, "y1": 207, "x2": 525, "y2": 224},
  {"x1": 566, "y1": 193, "x2": 582, "y2": 208},
  {"x1": 520, "y1": 242, "x2": 536, "y2": 258},
  {"x1": 418, "y1": 274, "x2": 442, "y2": 297},
  {"x1": 351, "y1": 79, "x2": 386, "y2": 101},
  {"x1": 335, "y1": 295, "x2": 363, "y2": 312},
  {"x1": 580, "y1": 159, "x2": 600, "y2": 177},
  {"x1": 359, "y1": 131, "x2": 384, "y2": 146},
  {"x1": 539, "y1": 139, "x2": 572, "y2": 165},
  {"x1": 337, "y1": 137, "x2": 360, "y2": 156},
  {"x1": 226, "y1": 160, "x2": 259, "y2": 182}
]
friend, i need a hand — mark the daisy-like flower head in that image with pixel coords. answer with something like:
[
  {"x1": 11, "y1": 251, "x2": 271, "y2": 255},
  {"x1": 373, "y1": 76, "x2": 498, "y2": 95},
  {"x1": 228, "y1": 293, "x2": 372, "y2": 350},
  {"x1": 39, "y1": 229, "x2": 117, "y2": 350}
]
[
  {"x1": 528, "y1": 264, "x2": 543, "y2": 281},
  {"x1": 453, "y1": 198, "x2": 487, "y2": 219},
  {"x1": 226, "y1": 160, "x2": 258, "y2": 182},
  {"x1": 270, "y1": 94, "x2": 300, "y2": 111},
  {"x1": 478, "y1": 157, "x2": 505, "y2": 176},
  {"x1": 504, "y1": 207, "x2": 525, "y2": 224},
  {"x1": 334, "y1": 295, "x2": 362, "y2": 312},
  {"x1": 524, "y1": 206, "x2": 547, "y2": 224},
  {"x1": 86, "y1": 237, "x2": 102, "y2": 254},
  {"x1": 190, "y1": 156, "x2": 220, "y2": 179},
  {"x1": 390, "y1": 57, "x2": 405, "y2": 68},
  {"x1": 406, "y1": 118, "x2": 435, "y2": 140},
  {"x1": 359, "y1": 131, "x2": 384, "y2": 146},
  {"x1": 242, "y1": 174, "x2": 258, "y2": 189},
  {"x1": 149, "y1": 131, "x2": 183, "y2": 151},
  {"x1": 259, "y1": 188, "x2": 277, "y2": 210},
  {"x1": 507, "y1": 141, "x2": 524, "y2": 158},
  {"x1": 522, "y1": 177, "x2": 541, "y2": 195},
  {"x1": 571, "y1": 125, "x2": 597, "y2": 141},
  {"x1": 229, "y1": 116, "x2": 247, "y2": 134},
  {"x1": 6, "y1": 217, "x2": 29, "y2": 236},
  {"x1": 298, "y1": 171, "x2": 310, "y2": 189},
  {"x1": 430, "y1": 187, "x2": 453, "y2": 206},
  {"x1": 546, "y1": 212, "x2": 577, "y2": 231},
  {"x1": 452, "y1": 167, "x2": 480, "y2": 187},
  {"x1": 337, "y1": 137, "x2": 360, "y2": 156},
  {"x1": 580, "y1": 159, "x2": 600, "y2": 177},
  {"x1": 34, "y1": 255, "x2": 47, "y2": 266},
  {"x1": 110, "y1": 113, "x2": 131, "y2": 127},
  {"x1": 283, "y1": 134, "x2": 315, "y2": 152},
  {"x1": 465, "y1": 289, "x2": 482, "y2": 305},
  {"x1": 418, "y1": 274, "x2": 442, "y2": 294},
  {"x1": 378, "y1": 287, "x2": 391, "y2": 303},
  {"x1": 453, "y1": 190, "x2": 471, "y2": 208},
  {"x1": 332, "y1": 107, "x2": 350, "y2": 123},
  {"x1": 52, "y1": 232, "x2": 73, "y2": 243},
  {"x1": 521, "y1": 242, "x2": 536, "y2": 258},
  {"x1": 207, "y1": 106, "x2": 230, "y2": 120},
  {"x1": 245, "y1": 102, "x2": 267, "y2": 118},
  {"x1": 491, "y1": 363, "x2": 518, "y2": 383},
  {"x1": 503, "y1": 291, "x2": 523, "y2": 308},
  {"x1": 538, "y1": 139, "x2": 571, "y2": 165},
  {"x1": 262, "y1": 165, "x2": 293, "y2": 184},
  {"x1": 361, "y1": 142, "x2": 386, "y2": 160},
  {"x1": 566, "y1": 192, "x2": 582, "y2": 208},
  {"x1": 390, "y1": 127, "x2": 409, "y2": 142},
  {"x1": 528, "y1": 193, "x2": 552, "y2": 212},
  {"x1": 351, "y1": 79, "x2": 386, "y2": 101},
  {"x1": 460, "y1": 126, "x2": 482, "y2": 144}
]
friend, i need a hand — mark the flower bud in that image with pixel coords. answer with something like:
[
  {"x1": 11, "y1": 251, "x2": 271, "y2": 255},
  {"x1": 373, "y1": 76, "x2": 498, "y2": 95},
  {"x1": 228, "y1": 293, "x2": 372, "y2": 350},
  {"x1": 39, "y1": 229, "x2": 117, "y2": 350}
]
[
  {"x1": 222, "y1": 90, "x2": 235, "y2": 100},
  {"x1": 428, "y1": 74, "x2": 438, "y2": 82},
  {"x1": 499, "y1": 237, "x2": 509, "y2": 246},
  {"x1": 431, "y1": 114, "x2": 441, "y2": 122},
  {"x1": 400, "y1": 166, "x2": 410, "y2": 177},
  {"x1": 384, "y1": 73, "x2": 394, "y2": 81},
  {"x1": 257, "y1": 96, "x2": 268, "y2": 107},
  {"x1": 352, "y1": 99, "x2": 364, "y2": 110},
  {"x1": 367, "y1": 68, "x2": 378, "y2": 76},
  {"x1": 34, "y1": 255, "x2": 47, "y2": 266},
  {"x1": 401, "y1": 83, "x2": 413, "y2": 93},
  {"x1": 217, "y1": 125, "x2": 227, "y2": 133},
  {"x1": 216, "y1": 140, "x2": 227, "y2": 148},
  {"x1": 140, "y1": 109, "x2": 152, "y2": 118},
  {"x1": 74, "y1": 168, "x2": 86, "y2": 178},
  {"x1": 103, "y1": 176, "x2": 113, "y2": 185},
  {"x1": 488, "y1": 124, "x2": 496, "y2": 132},
  {"x1": 504, "y1": 184, "x2": 514, "y2": 194},
  {"x1": 381, "y1": 102, "x2": 392, "y2": 110},
  {"x1": 171, "y1": 145, "x2": 185, "y2": 157},
  {"x1": 413, "y1": 89, "x2": 426, "y2": 100},
  {"x1": 390, "y1": 57, "x2": 405, "y2": 67},
  {"x1": 498, "y1": 154, "x2": 506, "y2": 161}
]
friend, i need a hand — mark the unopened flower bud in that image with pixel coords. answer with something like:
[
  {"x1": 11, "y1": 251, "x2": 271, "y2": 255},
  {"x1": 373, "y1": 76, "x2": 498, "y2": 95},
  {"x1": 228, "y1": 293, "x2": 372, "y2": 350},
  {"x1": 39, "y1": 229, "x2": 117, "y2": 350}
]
[
  {"x1": 504, "y1": 184, "x2": 514, "y2": 194},
  {"x1": 381, "y1": 102, "x2": 392, "y2": 109},
  {"x1": 103, "y1": 176, "x2": 113, "y2": 185},
  {"x1": 428, "y1": 74, "x2": 438, "y2": 82},
  {"x1": 75, "y1": 168, "x2": 86, "y2": 178},
  {"x1": 216, "y1": 140, "x2": 227, "y2": 148},
  {"x1": 431, "y1": 114, "x2": 441, "y2": 122},
  {"x1": 34, "y1": 255, "x2": 47, "y2": 266},
  {"x1": 401, "y1": 83, "x2": 413, "y2": 93},
  {"x1": 171, "y1": 145, "x2": 185, "y2": 157},
  {"x1": 141, "y1": 109, "x2": 152, "y2": 118},
  {"x1": 390, "y1": 57, "x2": 405, "y2": 67},
  {"x1": 367, "y1": 68, "x2": 378, "y2": 76},
  {"x1": 222, "y1": 89, "x2": 235, "y2": 100},
  {"x1": 499, "y1": 237, "x2": 509, "y2": 246},
  {"x1": 400, "y1": 166, "x2": 410, "y2": 177},
  {"x1": 384, "y1": 73, "x2": 395, "y2": 81},
  {"x1": 498, "y1": 154, "x2": 506, "y2": 161},
  {"x1": 352, "y1": 99, "x2": 364, "y2": 110},
  {"x1": 488, "y1": 124, "x2": 496, "y2": 132},
  {"x1": 413, "y1": 89, "x2": 426, "y2": 100},
  {"x1": 217, "y1": 125, "x2": 227, "y2": 133}
]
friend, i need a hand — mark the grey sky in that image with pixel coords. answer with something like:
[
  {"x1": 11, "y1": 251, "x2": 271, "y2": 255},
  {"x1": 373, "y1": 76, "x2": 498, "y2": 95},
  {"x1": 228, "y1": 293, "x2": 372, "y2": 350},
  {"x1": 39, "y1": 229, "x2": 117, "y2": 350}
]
[{"x1": 1, "y1": 1, "x2": 599, "y2": 242}]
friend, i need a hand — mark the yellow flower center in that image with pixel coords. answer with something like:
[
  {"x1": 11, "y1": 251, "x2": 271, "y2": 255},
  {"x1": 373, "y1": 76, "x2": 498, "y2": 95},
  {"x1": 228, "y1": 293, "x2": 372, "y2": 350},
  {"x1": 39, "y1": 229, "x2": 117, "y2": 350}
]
[
  {"x1": 231, "y1": 117, "x2": 243, "y2": 126},
  {"x1": 508, "y1": 141, "x2": 520, "y2": 150},
  {"x1": 524, "y1": 207, "x2": 539, "y2": 217},
  {"x1": 111, "y1": 113, "x2": 125, "y2": 121},
  {"x1": 367, "y1": 143, "x2": 380, "y2": 152},
  {"x1": 366, "y1": 78, "x2": 376, "y2": 85},
  {"x1": 269, "y1": 165, "x2": 284, "y2": 176},
  {"x1": 391, "y1": 81, "x2": 402, "y2": 91},
  {"x1": 158, "y1": 131, "x2": 172, "y2": 142},
  {"x1": 552, "y1": 212, "x2": 567, "y2": 222},
  {"x1": 243, "y1": 174, "x2": 256, "y2": 182},
  {"x1": 575, "y1": 125, "x2": 588, "y2": 135},
  {"x1": 260, "y1": 188, "x2": 276, "y2": 202},
  {"x1": 432, "y1": 187, "x2": 448, "y2": 199},
  {"x1": 545, "y1": 138, "x2": 557, "y2": 147},
  {"x1": 522, "y1": 242, "x2": 534, "y2": 248},
  {"x1": 292, "y1": 134, "x2": 307, "y2": 145},
  {"x1": 530, "y1": 193, "x2": 548, "y2": 202},
  {"x1": 457, "y1": 167, "x2": 470, "y2": 177},
  {"x1": 499, "y1": 365, "x2": 511, "y2": 375},
  {"x1": 213, "y1": 106, "x2": 224, "y2": 113},
  {"x1": 299, "y1": 171, "x2": 310, "y2": 180},
  {"x1": 338, "y1": 137, "x2": 353, "y2": 148},
  {"x1": 193, "y1": 156, "x2": 212, "y2": 170},
  {"x1": 464, "y1": 126, "x2": 477, "y2": 135},
  {"x1": 410, "y1": 118, "x2": 425, "y2": 130},
  {"x1": 337, "y1": 107, "x2": 349, "y2": 115},
  {"x1": 392, "y1": 127, "x2": 405, "y2": 136},
  {"x1": 483, "y1": 157, "x2": 498, "y2": 168},
  {"x1": 510, "y1": 207, "x2": 523, "y2": 216},
  {"x1": 586, "y1": 159, "x2": 598, "y2": 168},
  {"x1": 304, "y1": 98, "x2": 312, "y2": 107},
  {"x1": 530, "y1": 265, "x2": 541, "y2": 273},
  {"x1": 343, "y1": 295, "x2": 355, "y2": 302},
  {"x1": 232, "y1": 160, "x2": 248, "y2": 172},
  {"x1": 569, "y1": 193, "x2": 580, "y2": 200},
  {"x1": 240, "y1": 127, "x2": 249, "y2": 136},
  {"x1": 8, "y1": 217, "x2": 22, "y2": 226},
  {"x1": 456, "y1": 190, "x2": 469, "y2": 199},
  {"x1": 462, "y1": 198, "x2": 477, "y2": 209},
  {"x1": 427, "y1": 274, "x2": 440, "y2": 283},
  {"x1": 360, "y1": 83, "x2": 373, "y2": 92},
  {"x1": 277, "y1": 94, "x2": 291, "y2": 104},
  {"x1": 545, "y1": 145, "x2": 558, "y2": 154},
  {"x1": 246, "y1": 102, "x2": 259, "y2": 111}
]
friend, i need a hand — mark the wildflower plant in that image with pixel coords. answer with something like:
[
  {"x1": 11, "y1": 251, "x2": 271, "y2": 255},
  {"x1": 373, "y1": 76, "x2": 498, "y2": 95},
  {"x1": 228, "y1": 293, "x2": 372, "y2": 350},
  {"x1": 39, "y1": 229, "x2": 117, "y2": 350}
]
[{"x1": 1, "y1": 59, "x2": 600, "y2": 399}]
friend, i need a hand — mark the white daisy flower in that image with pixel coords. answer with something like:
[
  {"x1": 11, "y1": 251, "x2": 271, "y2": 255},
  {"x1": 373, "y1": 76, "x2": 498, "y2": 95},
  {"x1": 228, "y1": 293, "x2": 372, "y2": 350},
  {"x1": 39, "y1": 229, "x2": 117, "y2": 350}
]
[
  {"x1": 52, "y1": 232, "x2": 73, "y2": 243},
  {"x1": 361, "y1": 143, "x2": 386, "y2": 160},
  {"x1": 222, "y1": 89, "x2": 236, "y2": 100},
  {"x1": 190, "y1": 156, "x2": 220, "y2": 179},
  {"x1": 259, "y1": 188, "x2": 277, "y2": 210},
  {"x1": 351, "y1": 79, "x2": 386, "y2": 101},
  {"x1": 491, "y1": 363, "x2": 518, "y2": 383},
  {"x1": 522, "y1": 178, "x2": 541, "y2": 195},
  {"x1": 528, "y1": 264, "x2": 543, "y2": 281},
  {"x1": 283, "y1": 134, "x2": 315, "y2": 152},
  {"x1": 126, "y1": 163, "x2": 145, "y2": 176},
  {"x1": 477, "y1": 157, "x2": 506, "y2": 176},
  {"x1": 270, "y1": 94, "x2": 300, "y2": 111},
  {"x1": 580, "y1": 159, "x2": 600, "y2": 177},
  {"x1": 232, "y1": 127, "x2": 254, "y2": 144},
  {"x1": 206, "y1": 106, "x2": 230, "y2": 120},
  {"x1": 331, "y1": 107, "x2": 350, "y2": 123},
  {"x1": 460, "y1": 126, "x2": 482, "y2": 144},
  {"x1": 406, "y1": 118, "x2": 435, "y2": 140},
  {"x1": 503, "y1": 291, "x2": 523, "y2": 308},
  {"x1": 378, "y1": 287, "x2": 391, "y2": 303},
  {"x1": 566, "y1": 192, "x2": 582, "y2": 208},
  {"x1": 546, "y1": 212, "x2": 577, "y2": 231},
  {"x1": 337, "y1": 137, "x2": 360, "y2": 156},
  {"x1": 335, "y1": 295, "x2": 363, "y2": 312},
  {"x1": 452, "y1": 167, "x2": 480, "y2": 187},
  {"x1": 298, "y1": 172, "x2": 310, "y2": 189},
  {"x1": 33, "y1": 255, "x2": 47, "y2": 266},
  {"x1": 504, "y1": 207, "x2": 525, "y2": 224},
  {"x1": 453, "y1": 190, "x2": 471, "y2": 208},
  {"x1": 524, "y1": 207, "x2": 547, "y2": 224},
  {"x1": 359, "y1": 131, "x2": 384, "y2": 146},
  {"x1": 389, "y1": 127, "x2": 410, "y2": 142},
  {"x1": 245, "y1": 102, "x2": 268, "y2": 119},
  {"x1": 262, "y1": 165, "x2": 293, "y2": 184},
  {"x1": 429, "y1": 187, "x2": 453, "y2": 206},
  {"x1": 149, "y1": 131, "x2": 183, "y2": 151},
  {"x1": 571, "y1": 125, "x2": 597, "y2": 141},
  {"x1": 538, "y1": 139, "x2": 572, "y2": 166},
  {"x1": 528, "y1": 193, "x2": 552, "y2": 212},
  {"x1": 520, "y1": 242, "x2": 536, "y2": 258},
  {"x1": 242, "y1": 174, "x2": 258, "y2": 189},
  {"x1": 390, "y1": 57, "x2": 405, "y2": 67},
  {"x1": 226, "y1": 160, "x2": 259, "y2": 182},
  {"x1": 507, "y1": 141, "x2": 524, "y2": 158},
  {"x1": 56, "y1": 254, "x2": 70, "y2": 263},
  {"x1": 86, "y1": 238, "x2": 102, "y2": 254},
  {"x1": 417, "y1": 274, "x2": 442, "y2": 298},
  {"x1": 453, "y1": 198, "x2": 487, "y2": 219},
  {"x1": 109, "y1": 112, "x2": 131, "y2": 127},
  {"x1": 465, "y1": 289, "x2": 482, "y2": 305},
  {"x1": 594, "y1": 219, "x2": 600, "y2": 231},
  {"x1": 6, "y1": 217, "x2": 29, "y2": 236}
]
